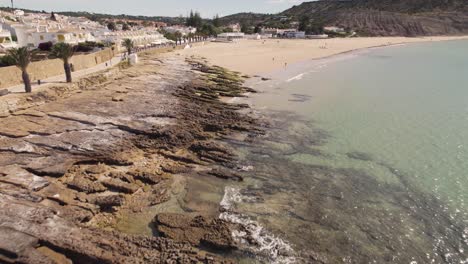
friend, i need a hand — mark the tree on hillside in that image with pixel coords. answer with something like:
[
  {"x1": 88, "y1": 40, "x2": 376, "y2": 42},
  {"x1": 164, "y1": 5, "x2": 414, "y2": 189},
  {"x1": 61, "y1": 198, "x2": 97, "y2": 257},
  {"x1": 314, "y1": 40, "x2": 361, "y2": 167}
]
[
  {"x1": 50, "y1": 11, "x2": 57, "y2": 21},
  {"x1": 51, "y1": 43, "x2": 74, "y2": 83},
  {"x1": 7, "y1": 47, "x2": 32, "y2": 93},
  {"x1": 141, "y1": 20, "x2": 152, "y2": 27},
  {"x1": 213, "y1": 14, "x2": 220, "y2": 27},
  {"x1": 122, "y1": 23, "x2": 130, "y2": 31},
  {"x1": 308, "y1": 21, "x2": 325, "y2": 34},
  {"x1": 107, "y1": 21, "x2": 117, "y2": 31},
  {"x1": 186, "y1": 10, "x2": 202, "y2": 28},
  {"x1": 298, "y1": 15, "x2": 310, "y2": 32},
  {"x1": 298, "y1": 15, "x2": 324, "y2": 34},
  {"x1": 199, "y1": 24, "x2": 220, "y2": 37},
  {"x1": 122, "y1": 38, "x2": 134, "y2": 55},
  {"x1": 254, "y1": 25, "x2": 262, "y2": 34},
  {"x1": 241, "y1": 23, "x2": 254, "y2": 34}
]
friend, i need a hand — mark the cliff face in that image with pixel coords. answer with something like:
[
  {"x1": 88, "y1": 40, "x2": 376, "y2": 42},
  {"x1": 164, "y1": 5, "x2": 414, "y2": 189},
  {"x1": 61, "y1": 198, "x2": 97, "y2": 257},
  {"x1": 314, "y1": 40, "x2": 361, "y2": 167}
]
[{"x1": 281, "y1": 0, "x2": 468, "y2": 36}]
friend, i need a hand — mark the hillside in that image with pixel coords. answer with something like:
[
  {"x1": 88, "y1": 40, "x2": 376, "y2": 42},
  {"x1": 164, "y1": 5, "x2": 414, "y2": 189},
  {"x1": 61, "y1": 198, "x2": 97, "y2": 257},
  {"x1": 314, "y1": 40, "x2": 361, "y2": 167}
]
[
  {"x1": 218, "y1": 12, "x2": 271, "y2": 26},
  {"x1": 221, "y1": 0, "x2": 468, "y2": 36},
  {"x1": 281, "y1": 0, "x2": 468, "y2": 36}
]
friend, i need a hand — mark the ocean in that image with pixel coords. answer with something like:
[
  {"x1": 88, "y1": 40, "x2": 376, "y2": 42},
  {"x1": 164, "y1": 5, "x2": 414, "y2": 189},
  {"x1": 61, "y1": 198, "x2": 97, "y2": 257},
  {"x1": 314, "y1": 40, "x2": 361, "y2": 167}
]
[{"x1": 222, "y1": 40, "x2": 468, "y2": 263}]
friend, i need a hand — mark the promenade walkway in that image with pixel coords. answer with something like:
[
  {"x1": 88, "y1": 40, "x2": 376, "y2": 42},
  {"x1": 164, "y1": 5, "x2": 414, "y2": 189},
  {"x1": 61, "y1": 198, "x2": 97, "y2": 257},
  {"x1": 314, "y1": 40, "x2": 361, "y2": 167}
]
[
  {"x1": 6, "y1": 54, "x2": 124, "y2": 94},
  {"x1": 4, "y1": 40, "x2": 207, "y2": 94}
]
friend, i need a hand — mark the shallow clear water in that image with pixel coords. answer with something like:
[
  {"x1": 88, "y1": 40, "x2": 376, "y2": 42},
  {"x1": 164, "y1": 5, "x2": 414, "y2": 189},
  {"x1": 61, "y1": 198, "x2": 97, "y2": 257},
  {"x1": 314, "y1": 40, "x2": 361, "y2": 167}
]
[
  {"x1": 254, "y1": 40, "x2": 468, "y2": 214},
  {"x1": 226, "y1": 40, "x2": 468, "y2": 263}
]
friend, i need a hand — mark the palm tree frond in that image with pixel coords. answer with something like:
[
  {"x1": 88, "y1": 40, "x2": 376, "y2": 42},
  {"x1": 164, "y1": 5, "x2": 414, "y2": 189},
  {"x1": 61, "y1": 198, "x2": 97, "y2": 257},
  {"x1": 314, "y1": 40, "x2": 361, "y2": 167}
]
[
  {"x1": 122, "y1": 38, "x2": 134, "y2": 54},
  {"x1": 51, "y1": 43, "x2": 74, "y2": 61},
  {"x1": 7, "y1": 47, "x2": 31, "y2": 71}
]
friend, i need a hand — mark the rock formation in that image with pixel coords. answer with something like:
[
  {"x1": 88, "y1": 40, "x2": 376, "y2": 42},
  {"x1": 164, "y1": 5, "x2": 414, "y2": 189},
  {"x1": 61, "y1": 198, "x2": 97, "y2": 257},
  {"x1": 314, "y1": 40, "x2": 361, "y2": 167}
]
[{"x1": 0, "y1": 53, "x2": 258, "y2": 263}]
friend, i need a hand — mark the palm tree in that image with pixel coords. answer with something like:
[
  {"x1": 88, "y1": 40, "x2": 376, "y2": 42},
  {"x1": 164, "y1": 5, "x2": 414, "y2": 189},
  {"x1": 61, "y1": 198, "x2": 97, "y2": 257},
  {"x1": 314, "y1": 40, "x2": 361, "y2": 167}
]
[
  {"x1": 122, "y1": 38, "x2": 134, "y2": 55},
  {"x1": 8, "y1": 47, "x2": 32, "y2": 93},
  {"x1": 51, "y1": 43, "x2": 74, "y2": 83}
]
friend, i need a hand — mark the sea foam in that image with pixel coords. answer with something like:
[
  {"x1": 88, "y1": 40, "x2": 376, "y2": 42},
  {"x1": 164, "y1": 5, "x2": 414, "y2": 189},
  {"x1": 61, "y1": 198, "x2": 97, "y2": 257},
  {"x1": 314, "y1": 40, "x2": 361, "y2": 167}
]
[{"x1": 219, "y1": 186, "x2": 297, "y2": 264}]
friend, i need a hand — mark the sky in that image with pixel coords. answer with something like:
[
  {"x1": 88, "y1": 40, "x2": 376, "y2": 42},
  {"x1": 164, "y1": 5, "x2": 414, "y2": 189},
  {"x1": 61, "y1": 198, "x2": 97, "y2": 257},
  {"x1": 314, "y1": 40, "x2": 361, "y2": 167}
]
[{"x1": 0, "y1": 0, "x2": 308, "y2": 18}]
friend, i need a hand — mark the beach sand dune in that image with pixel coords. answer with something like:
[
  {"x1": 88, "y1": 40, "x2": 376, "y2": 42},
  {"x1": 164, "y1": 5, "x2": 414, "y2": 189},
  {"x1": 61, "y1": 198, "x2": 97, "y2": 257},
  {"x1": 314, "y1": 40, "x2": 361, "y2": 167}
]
[{"x1": 182, "y1": 36, "x2": 468, "y2": 75}]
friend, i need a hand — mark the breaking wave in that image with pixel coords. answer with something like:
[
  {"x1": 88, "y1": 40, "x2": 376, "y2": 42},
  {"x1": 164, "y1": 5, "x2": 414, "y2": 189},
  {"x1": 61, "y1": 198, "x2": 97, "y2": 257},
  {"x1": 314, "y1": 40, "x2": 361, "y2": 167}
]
[{"x1": 219, "y1": 187, "x2": 297, "y2": 264}]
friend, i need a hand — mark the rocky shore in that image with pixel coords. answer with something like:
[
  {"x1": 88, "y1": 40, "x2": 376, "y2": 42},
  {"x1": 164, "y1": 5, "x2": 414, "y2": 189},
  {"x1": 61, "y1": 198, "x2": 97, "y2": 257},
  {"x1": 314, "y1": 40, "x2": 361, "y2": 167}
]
[{"x1": 0, "y1": 52, "x2": 260, "y2": 263}]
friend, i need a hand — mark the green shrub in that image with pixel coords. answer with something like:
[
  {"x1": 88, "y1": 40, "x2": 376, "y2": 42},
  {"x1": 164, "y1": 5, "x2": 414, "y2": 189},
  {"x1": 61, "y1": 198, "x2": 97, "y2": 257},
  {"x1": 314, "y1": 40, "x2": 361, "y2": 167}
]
[{"x1": 0, "y1": 55, "x2": 16, "y2": 67}]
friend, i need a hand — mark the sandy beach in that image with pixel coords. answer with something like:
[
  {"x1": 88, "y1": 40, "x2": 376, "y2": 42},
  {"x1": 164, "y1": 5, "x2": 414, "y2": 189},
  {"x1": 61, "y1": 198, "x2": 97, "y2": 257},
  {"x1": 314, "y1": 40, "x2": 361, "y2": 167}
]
[{"x1": 182, "y1": 36, "x2": 468, "y2": 75}]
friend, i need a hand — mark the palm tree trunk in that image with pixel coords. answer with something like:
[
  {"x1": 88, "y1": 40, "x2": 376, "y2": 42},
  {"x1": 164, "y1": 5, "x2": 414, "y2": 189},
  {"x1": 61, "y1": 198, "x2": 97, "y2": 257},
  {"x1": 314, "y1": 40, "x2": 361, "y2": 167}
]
[
  {"x1": 64, "y1": 61, "x2": 72, "y2": 83},
  {"x1": 127, "y1": 48, "x2": 132, "y2": 55},
  {"x1": 22, "y1": 70, "x2": 31, "y2": 93}
]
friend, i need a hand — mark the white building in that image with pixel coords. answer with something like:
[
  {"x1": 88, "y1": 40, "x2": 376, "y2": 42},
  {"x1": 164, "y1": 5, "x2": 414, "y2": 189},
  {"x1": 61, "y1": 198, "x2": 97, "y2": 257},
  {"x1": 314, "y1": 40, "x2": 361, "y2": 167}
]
[
  {"x1": 227, "y1": 23, "x2": 241, "y2": 33},
  {"x1": 97, "y1": 30, "x2": 169, "y2": 51},
  {"x1": 283, "y1": 31, "x2": 305, "y2": 39},
  {"x1": 0, "y1": 10, "x2": 169, "y2": 51},
  {"x1": 34, "y1": 29, "x2": 96, "y2": 46},
  {"x1": 216, "y1": 32, "x2": 245, "y2": 41},
  {"x1": 0, "y1": 23, "x2": 18, "y2": 51},
  {"x1": 261, "y1": 28, "x2": 297, "y2": 36},
  {"x1": 163, "y1": 26, "x2": 197, "y2": 36},
  {"x1": 0, "y1": 11, "x2": 100, "y2": 48},
  {"x1": 324, "y1": 26, "x2": 346, "y2": 33},
  {"x1": 13, "y1": 10, "x2": 25, "y2": 17}
]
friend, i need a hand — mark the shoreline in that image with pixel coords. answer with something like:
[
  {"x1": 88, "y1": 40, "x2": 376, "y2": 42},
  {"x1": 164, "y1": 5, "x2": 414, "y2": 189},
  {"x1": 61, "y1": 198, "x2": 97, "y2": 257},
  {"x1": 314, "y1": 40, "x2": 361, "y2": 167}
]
[
  {"x1": 211, "y1": 39, "x2": 468, "y2": 263},
  {"x1": 230, "y1": 36, "x2": 468, "y2": 93},
  {"x1": 1, "y1": 36, "x2": 467, "y2": 263},
  {"x1": 182, "y1": 36, "x2": 468, "y2": 77}
]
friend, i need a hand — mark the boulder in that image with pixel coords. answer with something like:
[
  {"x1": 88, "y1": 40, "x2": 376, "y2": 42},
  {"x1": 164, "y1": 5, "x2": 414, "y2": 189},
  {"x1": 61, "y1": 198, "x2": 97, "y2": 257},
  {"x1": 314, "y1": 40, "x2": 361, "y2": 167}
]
[{"x1": 154, "y1": 213, "x2": 238, "y2": 251}]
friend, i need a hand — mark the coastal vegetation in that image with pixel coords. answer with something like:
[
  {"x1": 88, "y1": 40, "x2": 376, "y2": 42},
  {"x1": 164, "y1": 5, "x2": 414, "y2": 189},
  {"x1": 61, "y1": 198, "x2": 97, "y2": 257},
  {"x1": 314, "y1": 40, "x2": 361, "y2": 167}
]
[
  {"x1": 298, "y1": 15, "x2": 325, "y2": 35},
  {"x1": 159, "y1": 29, "x2": 182, "y2": 42},
  {"x1": 51, "y1": 42, "x2": 75, "y2": 83},
  {"x1": 38, "y1": 41, "x2": 54, "y2": 51},
  {"x1": 107, "y1": 21, "x2": 117, "y2": 31},
  {"x1": 221, "y1": 0, "x2": 468, "y2": 36},
  {"x1": 74, "y1": 41, "x2": 106, "y2": 52},
  {"x1": 122, "y1": 23, "x2": 130, "y2": 31},
  {"x1": 3, "y1": 0, "x2": 468, "y2": 36},
  {"x1": 7, "y1": 47, "x2": 32, "y2": 92},
  {"x1": 122, "y1": 38, "x2": 134, "y2": 55},
  {"x1": 0, "y1": 7, "x2": 187, "y2": 26},
  {"x1": 186, "y1": 10, "x2": 203, "y2": 28},
  {"x1": 0, "y1": 53, "x2": 16, "y2": 67},
  {"x1": 185, "y1": 10, "x2": 222, "y2": 37}
]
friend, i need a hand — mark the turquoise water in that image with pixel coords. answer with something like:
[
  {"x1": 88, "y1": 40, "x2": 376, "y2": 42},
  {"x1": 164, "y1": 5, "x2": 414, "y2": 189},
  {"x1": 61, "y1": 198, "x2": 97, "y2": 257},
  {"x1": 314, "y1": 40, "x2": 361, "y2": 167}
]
[
  {"x1": 255, "y1": 40, "x2": 468, "y2": 214},
  {"x1": 224, "y1": 40, "x2": 468, "y2": 263}
]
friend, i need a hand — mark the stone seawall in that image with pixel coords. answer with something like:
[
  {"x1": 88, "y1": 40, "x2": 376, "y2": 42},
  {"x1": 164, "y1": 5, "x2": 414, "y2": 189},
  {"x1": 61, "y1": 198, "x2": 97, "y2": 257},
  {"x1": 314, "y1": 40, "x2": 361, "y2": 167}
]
[{"x1": 0, "y1": 48, "x2": 114, "y2": 89}]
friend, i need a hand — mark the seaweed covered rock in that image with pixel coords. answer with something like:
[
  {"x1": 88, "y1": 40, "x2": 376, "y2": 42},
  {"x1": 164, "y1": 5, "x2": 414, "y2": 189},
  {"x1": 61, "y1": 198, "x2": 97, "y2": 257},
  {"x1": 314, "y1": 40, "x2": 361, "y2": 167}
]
[{"x1": 154, "y1": 213, "x2": 238, "y2": 251}]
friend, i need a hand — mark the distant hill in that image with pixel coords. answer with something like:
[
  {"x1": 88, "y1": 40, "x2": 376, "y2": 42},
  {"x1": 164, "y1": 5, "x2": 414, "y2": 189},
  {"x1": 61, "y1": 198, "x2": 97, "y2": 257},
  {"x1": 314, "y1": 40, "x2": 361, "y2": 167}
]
[
  {"x1": 281, "y1": 0, "x2": 468, "y2": 36},
  {"x1": 57, "y1": 11, "x2": 187, "y2": 25},
  {"x1": 218, "y1": 12, "x2": 271, "y2": 26},
  {"x1": 0, "y1": 7, "x2": 187, "y2": 25},
  {"x1": 221, "y1": 0, "x2": 468, "y2": 36}
]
